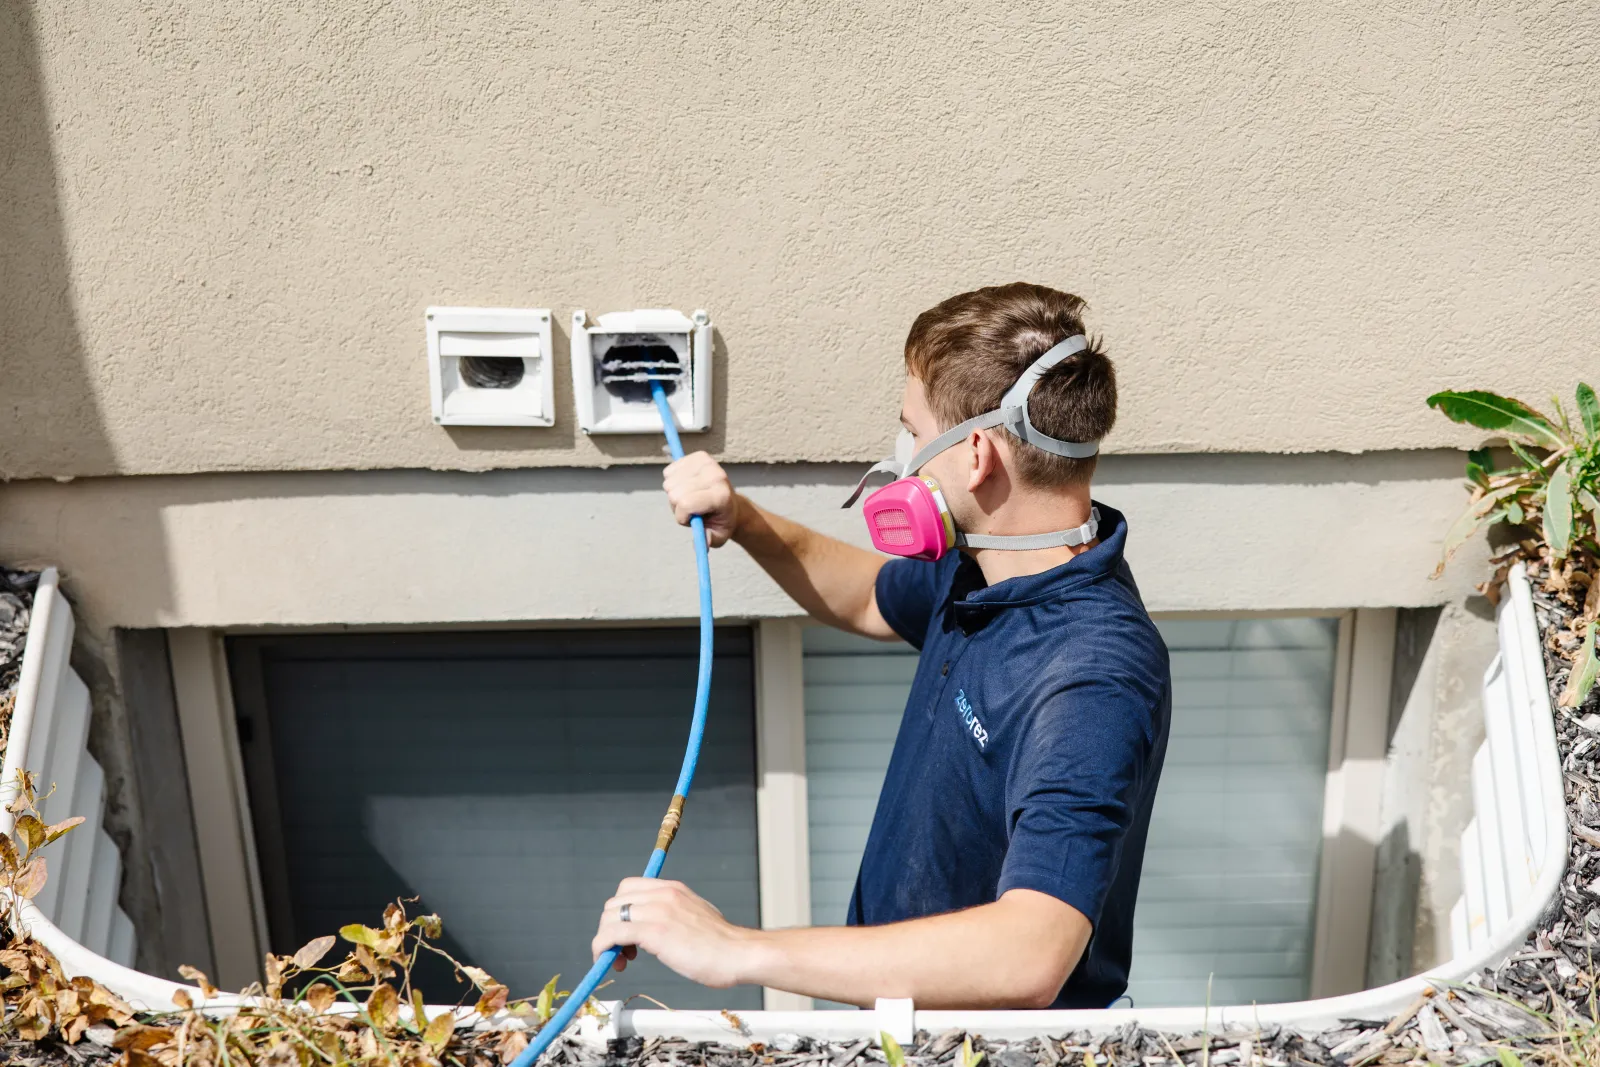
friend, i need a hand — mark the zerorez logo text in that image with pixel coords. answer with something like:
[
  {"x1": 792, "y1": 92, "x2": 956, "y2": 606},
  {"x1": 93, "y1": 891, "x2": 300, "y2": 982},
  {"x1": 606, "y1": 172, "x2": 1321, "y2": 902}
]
[{"x1": 955, "y1": 689, "x2": 989, "y2": 750}]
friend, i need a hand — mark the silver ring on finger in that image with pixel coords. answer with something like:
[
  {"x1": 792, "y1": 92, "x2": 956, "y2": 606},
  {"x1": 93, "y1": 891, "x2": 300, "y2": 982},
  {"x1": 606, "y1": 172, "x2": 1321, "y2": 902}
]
[{"x1": 620, "y1": 903, "x2": 632, "y2": 923}]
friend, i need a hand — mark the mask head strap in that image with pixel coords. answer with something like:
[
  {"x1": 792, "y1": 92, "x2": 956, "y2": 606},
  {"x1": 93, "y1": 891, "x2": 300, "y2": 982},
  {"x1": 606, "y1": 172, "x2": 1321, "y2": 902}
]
[
  {"x1": 958, "y1": 506, "x2": 1100, "y2": 550},
  {"x1": 996, "y1": 335, "x2": 1099, "y2": 460},
  {"x1": 842, "y1": 335, "x2": 1100, "y2": 507}
]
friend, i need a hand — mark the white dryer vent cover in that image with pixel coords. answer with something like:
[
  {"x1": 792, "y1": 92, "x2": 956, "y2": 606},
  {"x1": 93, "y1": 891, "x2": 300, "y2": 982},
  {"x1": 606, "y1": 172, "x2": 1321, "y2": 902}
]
[{"x1": 571, "y1": 308, "x2": 712, "y2": 434}]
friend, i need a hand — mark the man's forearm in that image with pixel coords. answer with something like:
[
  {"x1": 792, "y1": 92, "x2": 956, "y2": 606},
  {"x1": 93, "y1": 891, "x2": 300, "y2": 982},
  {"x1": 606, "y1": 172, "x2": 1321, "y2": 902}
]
[
  {"x1": 733, "y1": 890, "x2": 1090, "y2": 1009},
  {"x1": 731, "y1": 494, "x2": 894, "y2": 639}
]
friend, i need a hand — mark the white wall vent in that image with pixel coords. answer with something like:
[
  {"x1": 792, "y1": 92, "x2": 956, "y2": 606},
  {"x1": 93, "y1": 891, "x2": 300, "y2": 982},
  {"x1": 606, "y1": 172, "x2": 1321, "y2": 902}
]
[
  {"x1": 426, "y1": 307, "x2": 554, "y2": 427},
  {"x1": 570, "y1": 308, "x2": 712, "y2": 434}
]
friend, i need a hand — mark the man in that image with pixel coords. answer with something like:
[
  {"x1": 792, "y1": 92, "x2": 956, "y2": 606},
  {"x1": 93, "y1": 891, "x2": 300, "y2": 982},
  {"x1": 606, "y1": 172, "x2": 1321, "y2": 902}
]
[{"x1": 590, "y1": 283, "x2": 1171, "y2": 1010}]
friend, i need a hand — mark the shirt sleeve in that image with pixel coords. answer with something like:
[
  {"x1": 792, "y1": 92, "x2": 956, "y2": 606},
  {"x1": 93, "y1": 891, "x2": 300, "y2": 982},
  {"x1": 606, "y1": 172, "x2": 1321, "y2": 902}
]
[
  {"x1": 873, "y1": 557, "x2": 948, "y2": 649},
  {"x1": 996, "y1": 673, "x2": 1161, "y2": 928}
]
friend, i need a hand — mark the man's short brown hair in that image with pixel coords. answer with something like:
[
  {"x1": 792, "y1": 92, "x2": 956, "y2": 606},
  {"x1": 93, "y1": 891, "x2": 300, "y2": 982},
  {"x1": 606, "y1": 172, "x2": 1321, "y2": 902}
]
[{"x1": 904, "y1": 282, "x2": 1116, "y2": 488}]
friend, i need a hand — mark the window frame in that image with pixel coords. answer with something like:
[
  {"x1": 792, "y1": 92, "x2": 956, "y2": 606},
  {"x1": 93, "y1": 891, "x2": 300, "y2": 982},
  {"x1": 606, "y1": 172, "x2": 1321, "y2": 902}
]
[{"x1": 170, "y1": 611, "x2": 1394, "y2": 1006}]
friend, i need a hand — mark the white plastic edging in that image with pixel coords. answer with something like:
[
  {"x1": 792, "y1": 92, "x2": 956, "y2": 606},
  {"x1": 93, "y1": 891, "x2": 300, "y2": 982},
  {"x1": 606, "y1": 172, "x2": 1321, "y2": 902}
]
[
  {"x1": 1, "y1": 568, "x2": 138, "y2": 968},
  {"x1": 4, "y1": 565, "x2": 1567, "y2": 1042}
]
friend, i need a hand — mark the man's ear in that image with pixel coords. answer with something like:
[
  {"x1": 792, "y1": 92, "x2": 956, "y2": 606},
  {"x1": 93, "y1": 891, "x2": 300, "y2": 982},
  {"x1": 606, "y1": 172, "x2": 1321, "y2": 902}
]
[{"x1": 967, "y1": 429, "x2": 1000, "y2": 493}]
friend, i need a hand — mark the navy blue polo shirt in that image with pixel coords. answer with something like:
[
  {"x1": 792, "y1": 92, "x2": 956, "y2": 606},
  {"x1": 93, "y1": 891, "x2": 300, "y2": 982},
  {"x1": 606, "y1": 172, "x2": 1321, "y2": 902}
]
[{"x1": 846, "y1": 502, "x2": 1171, "y2": 1009}]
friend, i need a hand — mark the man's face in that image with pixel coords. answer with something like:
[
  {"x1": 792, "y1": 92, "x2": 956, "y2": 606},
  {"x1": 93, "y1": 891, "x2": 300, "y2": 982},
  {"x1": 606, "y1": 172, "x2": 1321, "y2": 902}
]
[{"x1": 900, "y1": 375, "x2": 980, "y2": 517}]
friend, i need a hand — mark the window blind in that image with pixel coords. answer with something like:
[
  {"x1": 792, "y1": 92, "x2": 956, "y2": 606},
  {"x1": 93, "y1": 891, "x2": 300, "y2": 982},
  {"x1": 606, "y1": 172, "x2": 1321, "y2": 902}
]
[{"x1": 800, "y1": 617, "x2": 1338, "y2": 1008}]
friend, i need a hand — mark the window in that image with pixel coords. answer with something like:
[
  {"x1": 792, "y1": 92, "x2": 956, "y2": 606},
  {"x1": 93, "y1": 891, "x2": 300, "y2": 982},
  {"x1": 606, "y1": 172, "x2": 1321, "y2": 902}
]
[
  {"x1": 800, "y1": 628, "x2": 917, "y2": 928},
  {"x1": 229, "y1": 628, "x2": 762, "y2": 1009},
  {"x1": 798, "y1": 617, "x2": 1341, "y2": 1008},
  {"x1": 1130, "y1": 617, "x2": 1339, "y2": 1007}
]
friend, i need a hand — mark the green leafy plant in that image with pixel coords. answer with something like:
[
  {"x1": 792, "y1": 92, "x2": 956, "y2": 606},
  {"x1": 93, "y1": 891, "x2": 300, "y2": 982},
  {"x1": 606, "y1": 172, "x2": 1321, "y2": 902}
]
[
  {"x1": 1430, "y1": 383, "x2": 1600, "y2": 708},
  {"x1": 1428, "y1": 385, "x2": 1600, "y2": 573}
]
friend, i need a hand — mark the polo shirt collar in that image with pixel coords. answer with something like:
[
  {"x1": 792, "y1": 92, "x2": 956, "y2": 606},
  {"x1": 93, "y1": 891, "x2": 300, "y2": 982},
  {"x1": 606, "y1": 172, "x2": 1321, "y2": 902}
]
[{"x1": 948, "y1": 502, "x2": 1129, "y2": 630}]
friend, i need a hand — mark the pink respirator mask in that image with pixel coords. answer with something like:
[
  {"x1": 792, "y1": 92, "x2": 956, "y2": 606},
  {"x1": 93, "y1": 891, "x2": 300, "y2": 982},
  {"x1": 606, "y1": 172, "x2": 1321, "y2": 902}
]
[{"x1": 843, "y1": 335, "x2": 1102, "y2": 562}]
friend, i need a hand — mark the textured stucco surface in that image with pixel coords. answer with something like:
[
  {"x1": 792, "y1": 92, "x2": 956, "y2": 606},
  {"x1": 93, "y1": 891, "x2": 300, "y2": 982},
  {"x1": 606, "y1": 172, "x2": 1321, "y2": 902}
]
[
  {"x1": 4, "y1": 1, "x2": 1599, "y2": 479},
  {"x1": 0, "y1": 453, "x2": 1489, "y2": 635}
]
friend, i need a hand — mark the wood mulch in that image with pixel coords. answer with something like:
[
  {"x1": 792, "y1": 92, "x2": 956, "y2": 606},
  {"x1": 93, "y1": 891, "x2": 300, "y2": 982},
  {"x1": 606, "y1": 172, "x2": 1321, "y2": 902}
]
[{"x1": 0, "y1": 1029, "x2": 120, "y2": 1066}]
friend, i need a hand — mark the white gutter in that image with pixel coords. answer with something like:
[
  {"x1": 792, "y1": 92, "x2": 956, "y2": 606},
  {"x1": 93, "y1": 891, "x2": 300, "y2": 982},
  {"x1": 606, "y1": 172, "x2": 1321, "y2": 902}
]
[{"x1": 4, "y1": 565, "x2": 1565, "y2": 1041}]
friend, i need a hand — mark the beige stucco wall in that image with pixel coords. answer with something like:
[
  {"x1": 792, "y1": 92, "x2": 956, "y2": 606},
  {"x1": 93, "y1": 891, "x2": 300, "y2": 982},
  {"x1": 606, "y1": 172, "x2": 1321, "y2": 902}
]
[{"x1": 5, "y1": 1, "x2": 1598, "y2": 481}]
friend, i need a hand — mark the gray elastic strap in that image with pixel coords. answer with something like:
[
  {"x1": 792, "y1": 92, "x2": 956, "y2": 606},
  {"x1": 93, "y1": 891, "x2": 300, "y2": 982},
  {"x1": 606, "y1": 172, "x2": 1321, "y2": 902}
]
[
  {"x1": 841, "y1": 334, "x2": 1098, "y2": 508},
  {"x1": 957, "y1": 507, "x2": 1100, "y2": 551},
  {"x1": 841, "y1": 458, "x2": 909, "y2": 508},
  {"x1": 840, "y1": 411, "x2": 1007, "y2": 507},
  {"x1": 900, "y1": 410, "x2": 1008, "y2": 478},
  {"x1": 997, "y1": 335, "x2": 1099, "y2": 459}
]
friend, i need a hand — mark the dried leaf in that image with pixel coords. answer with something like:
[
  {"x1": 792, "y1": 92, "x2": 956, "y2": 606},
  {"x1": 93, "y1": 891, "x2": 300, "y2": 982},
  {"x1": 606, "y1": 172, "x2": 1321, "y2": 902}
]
[
  {"x1": 15, "y1": 856, "x2": 48, "y2": 898},
  {"x1": 0, "y1": 833, "x2": 19, "y2": 871},
  {"x1": 304, "y1": 981, "x2": 337, "y2": 1014},
  {"x1": 461, "y1": 964, "x2": 494, "y2": 988},
  {"x1": 475, "y1": 982, "x2": 509, "y2": 1016},
  {"x1": 292, "y1": 933, "x2": 337, "y2": 970},
  {"x1": 335, "y1": 955, "x2": 367, "y2": 983},
  {"x1": 87, "y1": 982, "x2": 135, "y2": 1021},
  {"x1": 1435, "y1": 484, "x2": 1523, "y2": 577},
  {"x1": 365, "y1": 981, "x2": 399, "y2": 1031},
  {"x1": 413, "y1": 913, "x2": 443, "y2": 939},
  {"x1": 177, "y1": 964, "x2": 218, "y2": 998},
  {"x1": 43, "y1": 815, "x2": 85, "y2": 845},
  {"x1": 264, "y1": 953, "x2": 286, "y2": 998},
  {"x1": 13, "y1": 1013, "x2": 49, "y2": 1041},
  {"x1": 355, "y1": 943, "x2": 391, "y2": 978},
  {"x1": 171, "y1": 989, "x2": 193, "y2": 1010},
  {"x1": 423, "y1": 1009, "x2": 455, "y2": 1051},
  {"x1": 14, "y1": 814, "x2": 45, "y2": 853},
  {"x1": 496, "y1": 1030, "x2": 529, "y2": 1066},
  {"x1": 62, "y1": 1012, "x2": 90, "y2": 1045},
  {"x1": 383, "y1": 901, "x2": 405, "y2": 933},
  {"x1": 114, "y1": 1024, "x2": 178, "y2": 1051}
]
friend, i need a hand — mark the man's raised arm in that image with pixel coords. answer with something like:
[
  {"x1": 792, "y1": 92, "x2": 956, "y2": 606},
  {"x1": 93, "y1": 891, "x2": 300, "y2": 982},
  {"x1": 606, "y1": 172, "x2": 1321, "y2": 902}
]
[{"x1": 662, "y1": 452, "x2": 896, "y2": 640}]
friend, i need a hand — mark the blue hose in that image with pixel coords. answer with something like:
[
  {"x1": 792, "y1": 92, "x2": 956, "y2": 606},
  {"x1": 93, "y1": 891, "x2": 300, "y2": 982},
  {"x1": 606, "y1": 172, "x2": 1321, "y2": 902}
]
[{"x1": 508, "y1": 382, "x2": 714, "y2": 1066}]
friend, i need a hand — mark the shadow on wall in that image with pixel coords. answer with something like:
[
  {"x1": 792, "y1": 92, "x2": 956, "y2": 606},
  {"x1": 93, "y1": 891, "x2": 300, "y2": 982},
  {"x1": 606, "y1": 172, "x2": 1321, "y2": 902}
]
[
  {"x1": 1366, "y1": 606, "x2": 1443, "y2": 987},
  {"x1": 2, "y1": 4, "x2": 108, "y2": 481},
  {"x1": 1, "y1": 5, "x2": 186, "y2": 981}
]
